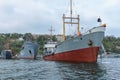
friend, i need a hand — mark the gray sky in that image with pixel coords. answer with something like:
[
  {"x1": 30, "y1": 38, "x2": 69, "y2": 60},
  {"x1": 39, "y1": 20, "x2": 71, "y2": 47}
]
[{"x1": 0, "y1": 0, "x2": 119, "y2": 36}]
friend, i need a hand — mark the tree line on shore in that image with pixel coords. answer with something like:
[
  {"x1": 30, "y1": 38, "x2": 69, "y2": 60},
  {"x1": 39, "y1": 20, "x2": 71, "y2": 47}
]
[
  {"x1": 103, "y1": 36, "x2": 120, "y2": 54},
  {"x1": 0, "y1": 33, "x2": 57, "y2": 56},
  {"x1": 0, "y1": 33, "x2": 120, "y2": 55}
]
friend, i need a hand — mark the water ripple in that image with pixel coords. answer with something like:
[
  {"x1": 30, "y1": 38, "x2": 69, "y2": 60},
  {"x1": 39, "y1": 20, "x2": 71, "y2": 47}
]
[{"x1": 0, "y1": 58, "x2": 120, "y2": 80}]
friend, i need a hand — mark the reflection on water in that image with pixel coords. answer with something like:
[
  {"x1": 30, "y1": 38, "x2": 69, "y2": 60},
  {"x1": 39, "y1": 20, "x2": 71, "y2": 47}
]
[
  {"x1": 55, "y1": 62, "x2": 106, "y2": 80},
  {"x1": 0, "y1": 58, "x2": 120, "y2": 80}
]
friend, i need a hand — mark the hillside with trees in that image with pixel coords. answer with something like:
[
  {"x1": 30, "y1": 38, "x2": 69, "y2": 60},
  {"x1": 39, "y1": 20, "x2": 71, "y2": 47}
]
[
  {"x1": 0, "y1": 33, "x2": 57, "y2": 55},
  {"x1": 0, "y1": 33, "x2": 120, "y2": 55},
  {"x1": 103, "y1": 36, "x2": 120, "y2": 54}
]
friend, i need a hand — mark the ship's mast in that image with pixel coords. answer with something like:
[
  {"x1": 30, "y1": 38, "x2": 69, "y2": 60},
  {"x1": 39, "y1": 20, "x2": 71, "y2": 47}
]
[
  {"x1": 49, "y1": 26, "x2": 54, "y2": 40},
  {"x1": 70, "y1": 0, "x2": 72, "y2": 22},
  {"x1": 63, "y1": 0, "x2": 80, "y2": 40}
]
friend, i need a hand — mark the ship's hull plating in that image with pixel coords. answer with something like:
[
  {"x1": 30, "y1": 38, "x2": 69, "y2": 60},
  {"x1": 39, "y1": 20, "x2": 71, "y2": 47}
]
[
  {"x1": 43, "y1": 26, "x2": 105, "y2": 62},
  {"x1": 44, "y1": 47, "x2": 99, "y2": 62},
  {"x1": 18, "y1": 41, "x2": 39, "y2": 59},
  {"x1": 1, "y1": 50, "x2": 12, "y2": 59}
]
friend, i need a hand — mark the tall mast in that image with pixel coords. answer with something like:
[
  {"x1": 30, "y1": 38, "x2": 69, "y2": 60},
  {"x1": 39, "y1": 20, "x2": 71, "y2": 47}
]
[
  {"x1": 70, "y1": 0, "x2": 72, "y2": 22},
  {"x1": 63, "y1": 0, "x2": 80, "y2": 41},
  {"x1": 49, "y1": 26, "x2": 54, "y2": 40}
]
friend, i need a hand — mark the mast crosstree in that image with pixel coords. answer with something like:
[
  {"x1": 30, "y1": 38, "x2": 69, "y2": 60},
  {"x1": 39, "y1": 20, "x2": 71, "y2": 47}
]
[
  {"x1": 49, "y1": 26, "x2": 55, "y2": 40},
  {"x1": 63, "y1": 0, "x2": 80, "y2": 40}
]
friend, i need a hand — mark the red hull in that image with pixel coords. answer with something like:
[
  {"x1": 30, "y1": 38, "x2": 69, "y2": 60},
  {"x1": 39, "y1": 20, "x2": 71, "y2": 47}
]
[{"x1": 44, "y1": 47, "x2": 99, "y2": 62}]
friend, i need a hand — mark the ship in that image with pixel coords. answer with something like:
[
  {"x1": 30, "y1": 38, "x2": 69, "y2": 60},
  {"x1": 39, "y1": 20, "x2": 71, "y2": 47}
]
[
  {"x1": 43, "y1": 26, "x2": 57, "y2": 57},
  {"x1": 1, "y1": 50, "x2": 12, "y2": 59},
  {"x1": 1, "y1": 39, "x2": 13, "y2": 59},
  {"x1": 43, "y1": 41, "x2": 57, "y2": 56},
  {"x1": 43, "y1": 0, "x2": 106, "y2": 62},
  {"x1": 18, "y1": 41, "x2": 39, "y2": 59}
]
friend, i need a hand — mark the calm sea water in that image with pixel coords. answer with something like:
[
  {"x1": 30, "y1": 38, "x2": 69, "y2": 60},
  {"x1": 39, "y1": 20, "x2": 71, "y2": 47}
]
[{"x1": 0, "y1": 58, "x2": 120, "y2": 80}]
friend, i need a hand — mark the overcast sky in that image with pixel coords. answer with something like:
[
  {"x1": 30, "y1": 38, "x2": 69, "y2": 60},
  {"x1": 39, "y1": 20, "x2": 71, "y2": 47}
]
[{"x1": 0, "y1": 0, "x2": 119, "y2": 36}]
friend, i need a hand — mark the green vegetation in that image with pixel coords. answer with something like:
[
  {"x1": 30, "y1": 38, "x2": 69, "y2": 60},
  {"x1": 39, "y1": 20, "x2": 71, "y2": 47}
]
[
  {"x1": 103, "y1": 36, "x2": 120, "y2": 54},
  {"x1": 0, "y1": 33, "x2": 120, "y2": 55},
  {"x1": 0, "y1": 33, "x2": 57, "y2": 55}
]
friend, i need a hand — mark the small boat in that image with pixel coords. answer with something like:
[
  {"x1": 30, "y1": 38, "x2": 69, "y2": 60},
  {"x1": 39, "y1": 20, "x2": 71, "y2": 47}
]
[
  {"x1": 43, "y1": 26, "x2": 57, "y2": 57},
  {"x1": 43, "y1": 41, "x2": 57, "y2": 56},
  {"x1": 1, "y1": 39, "x2": 13, "y2": 59},
  {"x1": 1, "y1": 50, "x2": 12, "y2": 59},
  {"x1": 18, "y1": 41, "x2": 39, "y2": 59}
]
